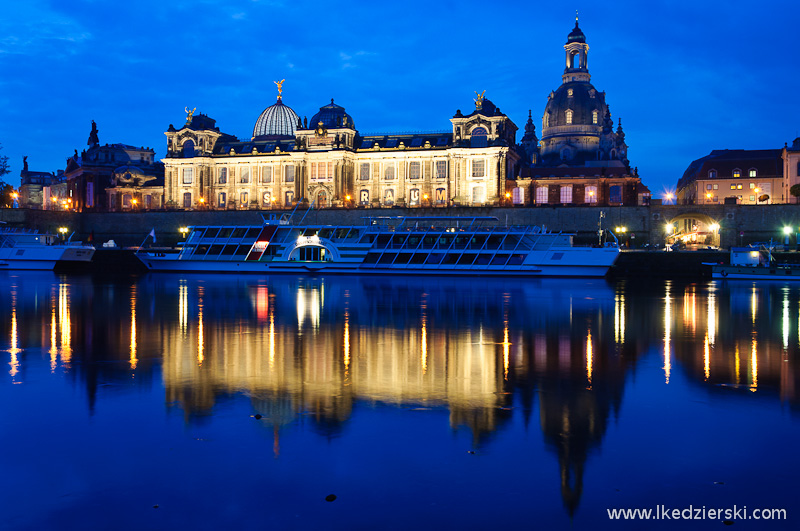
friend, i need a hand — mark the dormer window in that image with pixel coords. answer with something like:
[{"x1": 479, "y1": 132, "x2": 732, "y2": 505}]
[
  {"x1": 733, "y1": 169, "x2": 741, "y2": 179},
  {"x1": 708, "y1": 169, "x2": 717, "y2": 179},
  {"x1": 565, "y1": 110, "x2": 573, "y2": 125},
  {"x1": 749, "y1": 168, "x2": 757, "y2": 178}
]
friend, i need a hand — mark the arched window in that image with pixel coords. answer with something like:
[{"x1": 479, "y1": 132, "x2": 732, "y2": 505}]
[
  {"x1": 592, "y1": 110, "x2": 598, "y2": 124},
  {"x1": 182, "y1": 140, "x2": 195, "y2": 158},
  {"x1": 470, "y1": 127, "x2": 488, "y2": 148},
  {"x1": 708, "y1": 169, "x2": 717, "y2": 179},
  {"x1": 565, "y1": 110, "x2": 573, "y2": 125},
  {"x1": 570, "y1": 51, "x2": 580, "y2": 69}
]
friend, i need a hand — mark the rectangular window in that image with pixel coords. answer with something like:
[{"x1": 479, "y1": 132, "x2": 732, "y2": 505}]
[
  {"x1": 730, "y1": 184, "x2": 736, "y2": 190},
  {"x1": 706, "y1": 184, "x2": 712, "y2": 190},
  {"x1": 219, "y1": 167, "x2": 227, "y2": 184},
  {"x1": 360, "y1": 163, "x2": 370, "y2": 181},
  {"x1": 384, "y1": 164, "x2": 395, "y2": 180},
  {"x1": 285, "y1": 190, "x2": 294, "y2": 204},
  {"x1": 472, "y1": 159, "x2": 485, "y2": 179},
  {"x1": 512, "y1": 187, "x2": 524, "y2": 205},
  {"x1": 609, "y1": 185, "x2": 622, "y2": 203},
  {"x1": 240, "y1": 192, "x2": 248, "y2": 205},
  {"x1": 285, "y1": 166, "x2": 295, "y2": 183},
  {"x1": 713, "y1": 184, "x2": 719, "y2": 190},
  {"x1": 712, "y1": 196, "x2": 718, "y2": 202},
  {"x1": 262, "y1": 192, "x2": 271, "y2": 205},
  {"x1": 750, "y1": 195, "x2": 756, "y2": 202},
  {"x1": 262, "y1": 166, "x2": 272, "y2": 184},
  {"x1": 359, "y1": 189, "x2": 370, "y2": 205},
  {"x1": 327, "y1": 162, "x2": 334, "y2": 180},
  {"x1": 240, "y1": 166, "x2": 250, "y2": 184},
  {"x1": 560, "y1": 185, "x2": 573, "y2": 204},
  {"x1": 749, "y1": 182, "x2": 755, "y2": 189},
  {"x1": 409, "y1": 161, "x2": 421, "y2": 180},
  {"x1": 536, "y1": 186, "x2": 548, "y2": 204},
  {"x1": 218, "y1": 192, "x2": 226, "y2": 208},
  {"x1": 585, "y1": 185, "x2": 598, "y2": 203},
  {"x1": 435, "y1": 160, "x2": 447, "y2": 179},
  {"x1": 183, "y1": 167, "x2": 193, "y2": 184},
  {"x1": 749, "y1": 169, "x2": 756, "y2": 178},
  {"x1": 183, "y1": 192, "x2": 192, "y2": 208},
  {"x1": 737, "y1": 184, "x2": 743, "y2": 189},
  {"x1": 86, "y1": 182, "x2": 94, "y2": 207},
  {"x1": 435, "y1": 187, "x2": 447, "y2": 204},
  {"x1": 733, "y1": 170, "x2": 741, "y2": 178}
]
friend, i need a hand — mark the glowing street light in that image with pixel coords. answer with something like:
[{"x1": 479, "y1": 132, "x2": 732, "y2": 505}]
[
  {"x1": 179, "y1": 226, "x2": 189, "y2": 239},
  {"x1": 58, "y1": 226, "x2": 68, "y2": 240},
  {"x1": 784, "y1": 226, "x2": 792, "y2": 236}
]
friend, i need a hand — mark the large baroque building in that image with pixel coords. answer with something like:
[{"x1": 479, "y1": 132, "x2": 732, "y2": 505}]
[{"x1": 515, "y1": 19, "x2": 646, "y2": 206}]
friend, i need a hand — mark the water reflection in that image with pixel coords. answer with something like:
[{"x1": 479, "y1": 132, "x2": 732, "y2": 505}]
[{"x1": 2, "y1": 273, "x2": 800, "y2": 520}]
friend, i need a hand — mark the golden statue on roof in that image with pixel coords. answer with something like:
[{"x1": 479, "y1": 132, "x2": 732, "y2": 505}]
[
  {"x1": 275, "y1": 79, "x2": 285, "y2": 100},
  {"x1": 474, "y1": 90, "x2": 486, "y2": 110},
  {"x1": 185, "y1": 107, "x2": 196, "y2": 124}
]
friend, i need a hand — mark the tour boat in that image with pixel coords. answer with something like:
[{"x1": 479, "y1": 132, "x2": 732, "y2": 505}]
[
  {"x1": 0, "y1": 226, "x2": 95, "y2": 270},
  {"x1": 136, "y1": 215, "x2": 619, "y2": 277},
  {"x1": 711, "y1": 245, "x2": 800, "y2": 280}
]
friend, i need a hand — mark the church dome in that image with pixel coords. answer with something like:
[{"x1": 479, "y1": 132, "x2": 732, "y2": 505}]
[
  {"x1": 310, "y1": 99, "x2": 355, "y2": 129},
  {"x1": 253, "y1": 99, "x2": 299, "y2": 139},
  {"x1": 542, "y1": 81, "x2": 607, "y2": 136},
  {"x1": 567, "y1": 21, "x2": 586, "y2": 43}
]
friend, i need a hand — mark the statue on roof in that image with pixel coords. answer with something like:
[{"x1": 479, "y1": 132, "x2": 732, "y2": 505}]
[
  {"x1": 22, "y1": 156, "x2": 28, "y2": 172},
  {"x1": 88, "y1": 120, "x2": 99, "y2": 147},
  {"x1": 474, "y1": 90, "x2": 486, "y2": 110},
  {"x1": 185, "y1": 107, "x2": 196, "y2": 125},
  {"x1": 274, "y1": 79, "x2": 285, "y2": 100}
]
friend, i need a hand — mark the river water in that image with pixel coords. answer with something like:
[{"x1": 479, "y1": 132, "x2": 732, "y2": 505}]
[{"x1": 1, "y1": 272, "x2": 798, "y2": 530}]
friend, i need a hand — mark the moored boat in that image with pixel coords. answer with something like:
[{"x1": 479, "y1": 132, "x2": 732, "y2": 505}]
[
  {"x1": 710, "y1": 245, "x2": 800, "y2": 280},
  {"x1": 0, "y1": 226, "x2": 95, "y2": 270},
  {"x1": 136, "y1": 215, "x2": 619, "y2": 277}
]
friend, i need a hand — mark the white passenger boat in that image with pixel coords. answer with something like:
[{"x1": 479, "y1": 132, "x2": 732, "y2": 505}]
[
  {"x1": 711, "y1": 245, "x2": 800, "y2": 280},
  {"x1": 136, "y1": 215, "x2": 619, "y2": 277},
  {"x1": 0, "y1": 226, "x2": 95, "y2": 270}
]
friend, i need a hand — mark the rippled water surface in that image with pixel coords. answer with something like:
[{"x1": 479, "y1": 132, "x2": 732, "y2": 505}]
[{"x1": 1, "y1": 272, "x2": 799, "y2": 530}]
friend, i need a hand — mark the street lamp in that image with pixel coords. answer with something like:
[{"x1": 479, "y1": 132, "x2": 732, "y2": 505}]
[
  {"x1": 198, "y1": 197, "x2": 206, "y2": 209},
  {"x1": 131, "y1": 198, "x2": 138, "y2": 209},
  {"x1": 784, "y1": 226, "x2": 792, "y2": 248},
  {"x1": 179, "y1": 226, "x2": 189, "y2": 239},
  {"x1": 58, "y1": 226, "x2": 68, "y2": 241}
]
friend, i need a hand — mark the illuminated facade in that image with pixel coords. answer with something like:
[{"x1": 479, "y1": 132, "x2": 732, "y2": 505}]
[
  {"x1": 676, "y1": 149, "x2": 784, "y2": 205},
  {"x1": 783, "y1": 137, "x2": 800, "y2": 204},
  {"x1": 162, "y1": 92, "x2": 519, "y2": 210}
]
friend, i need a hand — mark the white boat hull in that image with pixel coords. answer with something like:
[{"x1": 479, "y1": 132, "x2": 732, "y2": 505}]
[{"x1": 712, "y1": 264, "x2": 800, "y2": 280}]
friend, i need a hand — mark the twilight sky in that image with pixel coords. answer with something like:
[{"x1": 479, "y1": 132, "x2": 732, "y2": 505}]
[{"x1": 1, "y1": 0, "x2": 798, "y2": 197}]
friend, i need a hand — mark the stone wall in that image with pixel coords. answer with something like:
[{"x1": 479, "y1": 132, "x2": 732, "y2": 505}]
[{"x1": 2, "y1": 204, "x2": 799, "y2": 248}]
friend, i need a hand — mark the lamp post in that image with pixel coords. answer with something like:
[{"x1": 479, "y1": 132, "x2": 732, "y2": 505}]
[
  {"x1": 665, "y1": 192, "x2": 674, "y2": 204},
  {"x1": 58, "y1": 226, "x2": 68, "y2": 241},
  {"x1": 665, "y1": 222, "x2": 674, "y2": 250},
  {"x1": 505, "y1": 191, "x2": 511, "y2": 206},
  {"x1": 198, "y1": 197, "x2": 206, "y2": 210},
  {"x1": 179, "y1": 226, "x2": 189, "y2": 240},
  {"x1": 784, "y1": 226, "x2": 792, "y2": 249},
  {"x1": 131, "y1": 198, "x2": 138, "y2": 210}
]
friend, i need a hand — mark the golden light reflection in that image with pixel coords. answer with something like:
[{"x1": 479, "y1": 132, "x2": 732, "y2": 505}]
[
  {"x1": 750, "y1": 338, "x2": 758, "y2": 391},
  {"x1": 8, "y1": 295, "x2": 20, "y2": 379},
  {"x1": 664, "y1": 285, "x2": 672, "y2": 384},
  {"x1": 344, "y1": 310, "x2": 351, "y2": 373},
  {"x1": 296, "y1": 287, "x2": 322, "y2": 330},
  {"x1": 782, "y1": 290, "x2": 790, "y2": 350},
  {"x1": 50, "y1": 303, "x2": 57, "y2": 372},
  {"x1": 735, "y1": 345, "x2": 741, "y2": 385},
  {"x1": 179, "y1": 283, "x2": 188, "y2": 333},
  {"x1": 751, "y1": 286, "x2": 757, "y2": 325},
  {"x1": 502, "y1": 324, "x2": 510, "y2": 381},
  {"x1": 269, "y1": 307, "x2": 275, "y2": 371},
  {"x1": 683, "y1": 287, "x2": 697, "y2": 336},
  {"x1": 130, "y1": 287, "x2": 137, "y2": 370},
  {"x1": 614, "y1": 292, "x2": 625, "y2": 344},
  {"x1": 58, "y1": 283, "x2": 71, "y2": 365},
  {"x1": 703, "y1": 334, "x2": 710, "y2": 380},
  {"x1": 707, "y1": 291, "x2": 716, "y2": 345},
  {"x1": 586, "y1": 328, "x2": 593, "y2": 387},
  {"x1": 197, "y1": 286, "x2": 205, "y2": 366}
]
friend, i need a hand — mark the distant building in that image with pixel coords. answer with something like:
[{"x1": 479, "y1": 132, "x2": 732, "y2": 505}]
[
  {"x1": 783, "y1": 137, "x2": 800, "y2": 203},
  {"x1": 62, "y1": 121, "x2": 163, "y2": 211},
  {"x1": 18, "y1": 156, "x2": 55, "y2": 209},
  {"x1": 677, "y1": 149, "x2": 784, "y2": 205},
  {"x1": 514, "y1": 19, "x2": 647, "y2": 206}
]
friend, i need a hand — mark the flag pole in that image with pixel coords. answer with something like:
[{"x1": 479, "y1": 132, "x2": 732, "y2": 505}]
[{"x1": 136, "y1": 229, "x2": 155, "y2": 253}]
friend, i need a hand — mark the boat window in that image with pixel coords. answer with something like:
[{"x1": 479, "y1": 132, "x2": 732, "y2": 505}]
[
  {"x1": 218, "y1": 227, "x2": 234, "y2": 239},
  {"x1": 378, "y1": 253, "x2": 397, "y2": 265},
  {"x1": 517, "y1": 236, "x2": 534, "y2": 250},
  {"x1": 207, "y1": 245, "x2": 224, "y2": 257},
  {"x1": 302, "y1": 228, "x2": 318, "y2": 237},
  {"x1": 503, "y1": 235, "x2": 520, "y2": 250},
  {"x1": 437, "y1": 235, "x2": 454, "y2": 249},
  {"x1": 441, "y1": 253, "x2": 460, "y2": 265},
  {"x1": 345, "y1": 229, "x2": 362, "y2": 241},
  {"x1": 391, "y1": 234, "x2": 408, "y2": 248},
  {"x1": 376, "y1": 234, "x2": 392, "y2": 248},
  {"x1": 318, "y1": 228, "x2": 333, "y2": 239},
  {"x1": 191, "y1": 245, "x2": 209, "y2": 258},
  {"x1": 486, "y1": 235, "x2": 504, "y2": 250},
  {"x1": 421, "y1": 235, "x2": 438, "y2": 249},
  {"x1": 409, "y1": 253, "x2": 428, "y2": 265},
  {"x1": 490, "y1": 254, "x2": 510, "y2": 266},
  {"x1": 245, "y1": 228, "x2": 261, "y2": 239},
  {"x1": 452, "y1": 235, "x2": 470, "y2": 249},
  {"x1": 187, "y1": 230, "x2": 203, "y2": 243},
  {"x1": 359, "y1": 234, "x2": 376, "y2": 244},
  {"x1": 202, "y1": 227, "x2": 220, "y2": 239},
  {"x1": 533, "y1": 238, "x2": 553, "y2": 251},
  {"x1": 404, "y1": 235, "x2": 423, "y2": 249},
  {"x1": 507, "y1": 254, "x2": 525, "y2": 266},
  {"x1": 394, "y1": 253, "x2": 413, "y2": 265},
  {"x1": 474, "y1": 254, "x2": 492, "y2": 265},
  {"x1": 180, "y1": 245, "x2": 197, "y2": 258},
  {"x1": 425, "y1": 253, "x2": 445, "y2": 265},
  {"x1": 457, "y1": 253, "x2": 477, "y2": 265},
  {"x1": 333, "y1": 228, "x2": 350, "y2": 240},
  {"x1": 220, "y1": 245, "x2": 237, "y2": 256},
  {"x1": 469, "y1": 235, "x2": 487, "y2": 249},
  {"x1": 231, "y1": 228, "x2": 247, "y2": 239},
  {"x1": 363, "y1": 252, "x2": 381, "y2": 264}
]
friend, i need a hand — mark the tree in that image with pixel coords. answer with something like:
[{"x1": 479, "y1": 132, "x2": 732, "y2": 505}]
[
  {"x1": 0, "y1": 143, "x2": 9, "y2": 179},
  {"x1": 0, "y1": 143, "x2": 13, "y2": 207},
  {"x1": 790, "y1": 184, "x2": 800, "y2": 199}
]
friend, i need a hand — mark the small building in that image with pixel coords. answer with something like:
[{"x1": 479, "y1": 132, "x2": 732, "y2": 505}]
[
  {"x1": 18, "y1": 157, "x2": 55, "y2": 209},
  {"x1": 783, "y1": 137, "x2": 800, "y2": 203},
  {"x1": 677, "y1": 149, "x2": 784, "y2": 205}
]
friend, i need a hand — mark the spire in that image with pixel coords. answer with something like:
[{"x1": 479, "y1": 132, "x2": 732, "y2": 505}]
[{"x1": 616, "y1": 118, "x2": 625, "y2": 142}]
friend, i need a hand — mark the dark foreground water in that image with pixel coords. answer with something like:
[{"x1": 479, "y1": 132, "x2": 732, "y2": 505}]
[{"x1": 1, "y1": 272, "x2": 799, "y2": 530}]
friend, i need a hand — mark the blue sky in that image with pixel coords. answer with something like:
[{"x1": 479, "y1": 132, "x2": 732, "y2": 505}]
[{"x1": 1, "y1": 0, "x2": 798, "y2": 197}]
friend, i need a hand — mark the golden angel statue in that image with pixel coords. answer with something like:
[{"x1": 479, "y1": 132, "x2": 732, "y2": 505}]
[
  {"x1": 474, "y1": 90, "x2": 486, "y2": 109},
  {"x1": 185, "y1": 107, "x2": 196, "y2": 124},
  {"x1": 275, "y1": 79, "x2": 285, "y2": 99}
]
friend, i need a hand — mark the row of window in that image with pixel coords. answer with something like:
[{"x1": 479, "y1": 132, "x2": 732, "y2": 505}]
[
  {"x1": 180, "y1": 191, "x2": 296, "y2": 209},
  {"x1": 544, "y1": 109, "x2": 600, "y2": 127},
  {"x1": 705, "y1": 182, "x2": 760, "y2": 191},
  {"x1": 702, "y1": 195, "x2": 763, "y2": 203},
  {"x1": 181, "y1": 166, "x2": 296, "y2": 185},
  {"x1": 708, "y1": 169, "x2": 758, "y2": 179},
  {"x1": 353, "y1": 187, "x2": 449, "y2": 206},
  {"x1": 358, "y1": 160, "x2": 453, "y2": 181},
  {"x1": 533, "y1": 185, "x2": 614, "y2": 204}
]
